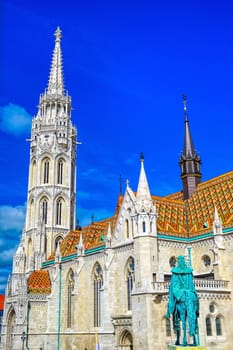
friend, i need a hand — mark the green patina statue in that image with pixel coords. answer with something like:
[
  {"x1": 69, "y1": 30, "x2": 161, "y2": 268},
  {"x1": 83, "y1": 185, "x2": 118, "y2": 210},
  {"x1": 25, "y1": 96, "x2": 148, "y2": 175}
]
[{"x1": 164, "y1": 255, "x2": 199, "y2": 346}]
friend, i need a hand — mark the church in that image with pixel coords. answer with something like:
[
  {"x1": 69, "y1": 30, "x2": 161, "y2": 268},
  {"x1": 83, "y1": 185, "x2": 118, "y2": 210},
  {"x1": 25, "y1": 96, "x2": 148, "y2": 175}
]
[{"x1": 0, "y1": 28, "x2": 233, "y2": 350}]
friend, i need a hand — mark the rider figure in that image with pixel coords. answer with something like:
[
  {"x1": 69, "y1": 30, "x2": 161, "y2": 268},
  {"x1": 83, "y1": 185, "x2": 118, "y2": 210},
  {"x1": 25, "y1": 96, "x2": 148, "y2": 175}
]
[{"x1": 164, "y1": 255, "x2": 199, "y2": 346}]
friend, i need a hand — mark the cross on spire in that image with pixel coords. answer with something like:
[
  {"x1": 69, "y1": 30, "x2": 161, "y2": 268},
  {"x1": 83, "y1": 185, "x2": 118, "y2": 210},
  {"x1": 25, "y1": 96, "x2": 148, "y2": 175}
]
[
  {"x1": 182, "y1": 94, "x2": 187, "y2": 112},
  {"x1": 55, "y1": 26, "x2": 62, "y2": 43}
]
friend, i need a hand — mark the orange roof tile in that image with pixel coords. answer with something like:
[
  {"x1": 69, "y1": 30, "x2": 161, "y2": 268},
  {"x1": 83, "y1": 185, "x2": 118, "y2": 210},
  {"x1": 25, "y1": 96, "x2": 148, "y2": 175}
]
[
  {"x1": 0, "y1": 295, "x2": 5, "y2": 310},
  {"x1": 46, "y1": 172, "x2": 233, "y2": 262},
  {"x1": 28, "y1": 270, "x2": 51, "y2": 294},
  {"x1": 156, "y1": 171, "x2": 233, "y2": 237}
]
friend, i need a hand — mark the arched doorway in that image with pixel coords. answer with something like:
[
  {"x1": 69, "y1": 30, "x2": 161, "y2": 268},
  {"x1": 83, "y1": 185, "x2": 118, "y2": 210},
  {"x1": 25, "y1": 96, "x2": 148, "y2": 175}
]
[
  {"x1": 119, "y1": 330, "x2": 133, "y2": 350},
  {"x1": 7, "y1": 307, "x2": 16, "y2": 350}
]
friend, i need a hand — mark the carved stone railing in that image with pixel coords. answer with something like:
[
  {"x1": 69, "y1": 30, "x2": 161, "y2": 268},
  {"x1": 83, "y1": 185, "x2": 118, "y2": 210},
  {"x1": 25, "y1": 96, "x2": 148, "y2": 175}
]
[
  {"x1": 152, "y1": 279, "x2": 230, "y2": 294},
  {"x1": 152, "y1": 281, "x2": 170, "y2": 293},
  {"x1": 194, "y1": 279, "x2": 230, "y2": 291}
]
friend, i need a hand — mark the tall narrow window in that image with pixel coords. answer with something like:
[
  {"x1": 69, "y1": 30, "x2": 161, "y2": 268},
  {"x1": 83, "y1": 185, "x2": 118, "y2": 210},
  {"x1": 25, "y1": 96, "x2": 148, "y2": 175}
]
[
  {"x1": 56, "y1": 199, "x2": 62, "y2": 225},
  {"x1": 55, "y1": 236, "x2": 63, "y2": 250},
  {"x1": 165, "y1": 318, "x2": 171, "y2": 336},
  {"x1": 27, "y1": 238, "x2": 32, "y2": 259},
  {"x1": 57, "y1": 159, "x2": 64, "y2": 184},
  {"x1": 31, "y1": 160, "x2": 36, "y2": 187},
  {"x1": 126, "y1": 219, "x2": 129, "y2": 238},
  {"x1": 28, "y1": 199, "x2": 34, "y2": 228},
  {"x1": 42, "y1": 198, "x2": 48, "y2": 224},
  {"x1": 142, "y1": 221, "x2": 146, "y2": 233},
  {"x1": 71, "y1": 161, "x2": 75, "y2": 192},
  {"x1": 215, "y1": 317, "x2": 222, "y2": 336},
  {"x1": 93, "y1": 263, "x2": 103, "y2": 327},
  {"x1": 126, "y1": 257, "x2": 134, "y2": 310},
  {"x1": 43, "y1": 158, "x2": 50, "y2": 183},
  {"x1": 67, "y1": 270, "x2": 74, "y2": 328},
  {"x1": 206, "y1": 317, "x2": 212, "y2": 336}
]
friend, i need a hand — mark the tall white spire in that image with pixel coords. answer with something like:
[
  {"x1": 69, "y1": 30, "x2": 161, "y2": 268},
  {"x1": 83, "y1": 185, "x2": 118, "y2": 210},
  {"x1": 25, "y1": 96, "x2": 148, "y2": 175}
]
[
  {"x1": 47, "y1": 27, "x2": 64, "y2": 96},
  {"x1": 136, "y1": 153, "x2": 151, "y2": 202}
]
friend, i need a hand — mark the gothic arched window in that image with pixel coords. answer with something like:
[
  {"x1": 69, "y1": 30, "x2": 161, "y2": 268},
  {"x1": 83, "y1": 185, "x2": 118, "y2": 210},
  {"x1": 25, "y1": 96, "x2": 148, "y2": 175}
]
[
  {"x1": 67, "y1": 269, "x2": 75, "y2": 328},
  {"x1": 56, "y1": 198, "x2": 62, "y2": 225},
  {"x1": 6, "y1": 308, "x2": 16, "y2": 350},
  {"x1": 42, "y1": 198, "x2": 48, "y2": 224},
  {"x1": 31, "y1": 160, "x2": 36, "y2": 188},
  {"x1": 93, "y1": 263, "x2": 103, "y2": 327},
  {"x1": 215, "y1": 316, "x2": 222, "y2": 336},
  {"x1": 55, "y1": 235, "x2": 63, "y2": 251},
  {"x1": 169, "y1": 256, "x2": 177, "y2": 268},
  {"x1": 28, "y1": 199, "x2": 34, "y2": 228},
  {"x1": 57, "y1": 159, "x2": 64, "y2": 184},
  {"x1": 27, "y1": 238, "x2": 32, "y2": 260},
  {"x1": 126, "y1": 257, "x2": 134, "y2": 310},
  {"x1": 206, "y1": 317, "x2": 212, "y2": 336},
  {"x1": 42, "y1": 158, "x2": 50, "y2": 184},
  {"x1": 202, "y1": 255, "x2": 211, "y2": 267}
]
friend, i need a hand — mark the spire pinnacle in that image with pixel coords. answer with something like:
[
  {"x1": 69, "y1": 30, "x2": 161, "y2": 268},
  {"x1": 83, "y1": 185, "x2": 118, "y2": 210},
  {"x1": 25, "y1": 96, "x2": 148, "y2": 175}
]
[
  {"x1": 140, "y1": 152, "x2": 144, "y2": 163},
  {"x1": 55, "y1": 26, "x2": 62, "y2": 43},
  {"x1": 182, "y1": 94, "x2": 188, "y2": 120},
  {"x1": 179, "y1": 95, "x2": 202, "y2": 199},
  {"x1": 182, "y1": 94, "x2": 195, "y2": 157},
  {"x1": 136, "y1": 154, "x2": 151, "y2": 202},
  {"x1": 47, "y1": 27, "x2": 64, "y2": 96}
]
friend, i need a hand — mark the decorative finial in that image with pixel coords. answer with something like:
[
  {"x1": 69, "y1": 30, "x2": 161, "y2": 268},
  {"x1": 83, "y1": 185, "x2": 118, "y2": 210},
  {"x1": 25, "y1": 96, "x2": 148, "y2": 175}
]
[
  {"x1": 182, "y1": 94, "x2": 187, "y2": 112},
  {"x1": 54, "y1": 27, "x2": 62, "y2": 43},
  {"x1": 91, "y1": 214, "x2": 94, "y2": 224},
  {"x1": 140, "y1": 152, "x2": 144, "y2": 162},
  {"x1": 119, "y1": 174, "x2": 123, "y2": 195}
]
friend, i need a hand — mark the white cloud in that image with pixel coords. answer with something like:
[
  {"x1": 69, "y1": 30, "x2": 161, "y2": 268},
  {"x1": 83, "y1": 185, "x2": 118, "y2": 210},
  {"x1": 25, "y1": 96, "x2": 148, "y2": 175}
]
[
  {"x1": 0, "y1": 103, "x2": 32, "y2": 136},
  {"x1": 0, "y1": 247, "x2": 17, "y2": 264},
  {"x1": 0, "y1": 204, "x2": 26, "y2": 231}
]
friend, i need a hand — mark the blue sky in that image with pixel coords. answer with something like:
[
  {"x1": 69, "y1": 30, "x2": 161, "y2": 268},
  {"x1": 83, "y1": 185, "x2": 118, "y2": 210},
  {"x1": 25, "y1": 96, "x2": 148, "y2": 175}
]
[{"x1": 0, "y1": 0, "x2": 232, "y2": 292}]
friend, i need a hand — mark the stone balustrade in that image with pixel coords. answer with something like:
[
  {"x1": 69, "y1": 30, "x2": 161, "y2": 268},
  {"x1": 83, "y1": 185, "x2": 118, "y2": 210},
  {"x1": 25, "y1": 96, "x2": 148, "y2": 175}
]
[{"x1": 152, "y1": 279, "x2": 230, "y2": 293}]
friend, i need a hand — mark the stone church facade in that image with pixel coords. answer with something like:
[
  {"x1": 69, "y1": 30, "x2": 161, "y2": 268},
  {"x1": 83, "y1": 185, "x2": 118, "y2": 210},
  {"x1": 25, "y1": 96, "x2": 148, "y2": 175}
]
[{"x1": 0, "y1": 28, "x2": 233, "y2": 350}]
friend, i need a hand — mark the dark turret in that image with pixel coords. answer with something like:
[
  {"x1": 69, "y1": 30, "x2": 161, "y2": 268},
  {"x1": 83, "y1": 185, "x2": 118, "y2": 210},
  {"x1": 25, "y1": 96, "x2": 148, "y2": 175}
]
[{"x1": 179, "y1": 95, "x2": 201, "y2": 200}]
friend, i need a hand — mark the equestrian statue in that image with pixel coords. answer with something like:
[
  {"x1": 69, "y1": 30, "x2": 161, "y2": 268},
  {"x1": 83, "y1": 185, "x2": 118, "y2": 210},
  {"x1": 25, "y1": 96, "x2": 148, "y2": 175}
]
[{"x1": 164, "y1": 255, "x2": 199, "y2": 346}]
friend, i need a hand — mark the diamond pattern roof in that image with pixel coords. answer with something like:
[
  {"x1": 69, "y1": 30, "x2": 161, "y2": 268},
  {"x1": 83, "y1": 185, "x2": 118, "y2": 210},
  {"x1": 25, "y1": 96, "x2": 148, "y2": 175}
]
[
  {"x1": 28, "y1": 270, "x2": 51, "y2": 294},
  {"x1": 48, "y1": 171, "x2": 233, "y2": 259}
]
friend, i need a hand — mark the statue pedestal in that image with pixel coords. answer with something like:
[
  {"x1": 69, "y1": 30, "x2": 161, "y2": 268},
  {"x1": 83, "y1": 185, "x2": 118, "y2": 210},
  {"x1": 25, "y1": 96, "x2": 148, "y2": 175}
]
[{"x1": 168, "y1": 346, "x2": 206, "y2": 350}]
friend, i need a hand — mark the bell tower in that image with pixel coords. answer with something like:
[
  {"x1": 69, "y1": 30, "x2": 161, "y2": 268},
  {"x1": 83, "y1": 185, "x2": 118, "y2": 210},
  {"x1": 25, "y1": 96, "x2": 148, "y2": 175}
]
[
  {"x1": 179, "y1": 95, "x2": 201, "y2": 200},
  {"x1": 23, "y1": 27, "x2": 77, "y2": 269}
]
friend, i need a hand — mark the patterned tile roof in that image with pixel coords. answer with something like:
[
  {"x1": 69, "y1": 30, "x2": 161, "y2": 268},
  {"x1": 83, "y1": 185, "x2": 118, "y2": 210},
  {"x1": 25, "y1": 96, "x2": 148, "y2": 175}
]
[
  {"x1": 153, "y1": 195, "x2": 186, "y2": 236},
  {"x1": 46, "y1": 171, "x2": 232, "y2": 261},
  {"x1": 156, "y1": 171, "x2": 233, "y2": 237},
  {"x1": 0, "y1": 295, "x2": 5, "y2": 311},
  {"x1": 28, "y1": 270, "x2": 51, "y2": 294},
  {"x1": 187, "y1": 171, "x2": 233, "y2": 237}
]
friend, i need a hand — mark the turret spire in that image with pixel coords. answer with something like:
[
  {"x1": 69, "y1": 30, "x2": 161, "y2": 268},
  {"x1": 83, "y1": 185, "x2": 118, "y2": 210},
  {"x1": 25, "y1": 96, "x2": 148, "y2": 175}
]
[
  {"x1": 182, "y1": 94, "x2": 196, "y2": 158},
  {"x1": 47, "y1": 27, "x2": 64, "y2": 96},
  {"x1": 179, "y1": 95, "x2": 202, "y2": 200},
  {"x1": 136, "y1": 153, "x2": 151, "y2": 202}
]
